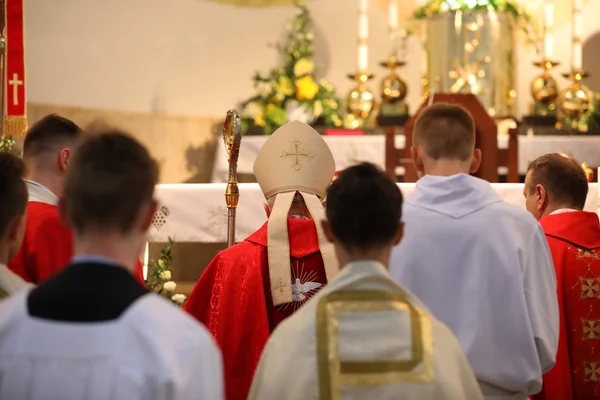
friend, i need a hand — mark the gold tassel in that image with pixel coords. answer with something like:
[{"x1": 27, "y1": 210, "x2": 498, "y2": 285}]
[{"x1": 3, "y1": 115, "x2": 28, "y2": 137}]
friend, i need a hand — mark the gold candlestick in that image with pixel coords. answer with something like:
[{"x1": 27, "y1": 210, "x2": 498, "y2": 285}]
[
  {"x1": 344, "y1": 72, "x2": 376, "y2": 129},
  {"x1": 530, "y1": 60, "x2": 559, "y2": 116},
  {"x1": 378, "y1": 55, "x2": 408, "y2": 117},
  {"x1": 556, "y1": 70, "x2": 593, "y2": 132}
]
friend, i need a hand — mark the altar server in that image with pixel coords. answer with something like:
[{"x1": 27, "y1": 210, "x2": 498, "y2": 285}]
[
  {"x1": 0, "y1": 130, "x2": 223, "y2": 399},
  {"x1": 185, "y1": 121, "x2": 339, "y2": 400},
  {"x1": 389, "y1": 103, "x2": 559, "y2": 399},
  {"x1": 249, "y1": 162, "x2": 483, "y2": 400},
  {"x1": 525, "y1": 153, "x2": 600, "y2": 400},
  {"x1": 0, "y1": 153, "x2": 30, "y2": 299},
  {"x1": 8, "y1": 115, "x2": 146, "y2": 285}
]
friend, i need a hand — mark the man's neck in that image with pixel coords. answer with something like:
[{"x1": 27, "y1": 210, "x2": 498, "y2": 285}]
[
  {"x1": 423, "y1": 160, "x2": 470, "y2": 177},
  {"x1": 26, "y1": 171, "x2": 62, "y2": 198},
  {"x1": 74, "y1": 232, "x2": 142, "y2": 273},
  {"x1": 542, "y1": 204, "x2": 581, "y2": 218},
  {"x1": 336, "y1": 247, "x2": 392, "y2": 270}
]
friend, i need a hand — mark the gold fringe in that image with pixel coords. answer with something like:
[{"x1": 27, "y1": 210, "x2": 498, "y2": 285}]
[{"x1": 3, "y1": 115, "x2": 28, "y2": 137}]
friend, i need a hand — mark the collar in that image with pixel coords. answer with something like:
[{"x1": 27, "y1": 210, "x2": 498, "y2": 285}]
[
  {"x1": 246, "y1": 218, "x2": 321, "y2": 258},
  {"x1": 549, "y1": 208, "x2": 578, "y2": 215},
  {"x1": 71, "y1": 255, "x2": 121, "y2": 267},
  {"x1": 341, "y1": 260, "x2": 388, "y2": 275},
  {"x1": 540, "y1": 211, "x2": 600, "y2": 249},
  {"x1": 25, "y1": 180, "x2": 59, "y2": 206}
]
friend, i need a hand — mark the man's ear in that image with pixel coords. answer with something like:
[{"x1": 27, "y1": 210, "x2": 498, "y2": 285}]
[
  {"x1": 141, "y1": 199, "x2": 158, "y2": 231},
  {"x1": 320, "y1": 219, "x2": 335, "y2": 244},
  {"x1": 263, "y1": 203, "x2": 271, "y2": 218},
  {"x1": 470, "y1": 148, "x2": 482, "y2": 174},
  {"x1": 58, "y1": 148, "x2": 71, "y2": 172},
  {"x1": 392, "y1": 222, "x2": 404, "y2": 246},
  {"x1": 58, "y1": 198, "x2": 72, "y2": 227},
  {"x1": 410, "y1": 146, "x2": 424, "y2": 177},
  {"x1": 535, "y1": 184, "x2": 548, "y2": 212}
]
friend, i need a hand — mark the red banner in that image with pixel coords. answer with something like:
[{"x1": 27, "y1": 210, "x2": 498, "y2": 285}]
[{"x1": 5, "y1": 0, "x2": 27, "y2": 136}]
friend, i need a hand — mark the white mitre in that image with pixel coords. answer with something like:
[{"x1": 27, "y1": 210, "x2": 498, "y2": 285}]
[{"x1": 253, "y1": 121, "x2": 339, "y2": 306}]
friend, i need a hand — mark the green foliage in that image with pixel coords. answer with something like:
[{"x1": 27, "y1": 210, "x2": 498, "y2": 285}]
[
  {"x1": 0, "y1": 136, "x2": 20, "y2": 156},
  {"x1": 145, "y1": 237, "x2": 187, "y2": 306},
  {"x1": 240, "y1": 0, "x2": 343, "y2": 134}
]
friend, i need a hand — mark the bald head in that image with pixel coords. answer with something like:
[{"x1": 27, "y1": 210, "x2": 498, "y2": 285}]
[
  {"x1": 526, "y1": 153, "x2": 588, "y2": 210},
  {"x1": 23, "y1": 114, "x2": 82, "y2": 160},
  {"x1": 413, "y1": 103, "x2": 476, "y2": 161}
]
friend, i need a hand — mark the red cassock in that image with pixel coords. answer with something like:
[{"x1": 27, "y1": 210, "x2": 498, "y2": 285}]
[
  {"x1": 535, "y1": 211, "x2": 600, "y2": 400},
  {"x1": 184, "y1": 218, "x2": 328, "y2": 400},
  {"x1": 9, "y1": 201, "x2": 146, "y2": 285}
]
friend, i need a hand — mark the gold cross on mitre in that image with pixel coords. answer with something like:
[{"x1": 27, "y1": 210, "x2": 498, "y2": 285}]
[{"x1": 279, "y1": 137, "x2": 314, "y2": 171}]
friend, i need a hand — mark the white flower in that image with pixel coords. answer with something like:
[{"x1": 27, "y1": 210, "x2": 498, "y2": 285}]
[
  {"x1": 256, "y1": 81, "x2": 272, "y2": 98},
  {"x1": 159, "y1": 270, "x2": 171, "y2": 281},
  {"x1": 163, "y1": 281, "x2": 176, "y2": 292},
  {"x1": 171, "y1": 294, "x2": 187, "y2": 304},
  {"x1": 242, "y1": 102, "x2": 261, "y2": 118}
]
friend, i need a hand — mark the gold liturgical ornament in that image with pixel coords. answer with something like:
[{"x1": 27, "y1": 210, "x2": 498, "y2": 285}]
[
  {"x1": 223, "y1": 110, "x2": 242, "y2": 247},
  {"x1": 379, "y1": 55, "x2": 408, "y2": 117},
  {"x1": 530, "y1": 61, "x2": 559, "y2": 116},
  {"x1": 345, "y1": 73, "x2": 376, "y2": 129},
  {"x1": 557, "y1": 72, "x2": 593, "y2": 132}
]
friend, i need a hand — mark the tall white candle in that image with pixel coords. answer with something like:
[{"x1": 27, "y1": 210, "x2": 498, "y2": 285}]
[
  {"x1": 543, "y1": 0, "x2": 553, "y2": 59},
  {"x1": 143, "y1": 241, "x2": 149, "y2": 280},
  {"x1": 357, "y1": 0, "x2": 369, "y2": 72},
  {"x1": 388, "y1": 0, "x2": 398, "y2": 31},
  {"x1": 572, "y1": 0, "x2": 583, "y2": 70}
]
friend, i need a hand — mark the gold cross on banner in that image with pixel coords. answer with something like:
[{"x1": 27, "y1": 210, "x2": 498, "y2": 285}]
[
  {"x1": 8, "y1": 73, "x2": 23, "y2": 106},
  {"x1": 279, "y1": 137, "x2": 314, "y2": 171}
]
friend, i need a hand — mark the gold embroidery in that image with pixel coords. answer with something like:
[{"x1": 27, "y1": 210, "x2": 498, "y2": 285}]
[
  {"x1": 316, "y1": 290, "x2": 434, "y2": 400},
  {"x1": 575, "y1": 248, "x2": 600, "y2": 265},
  {"x1": 279, "y1": 137, "x2": 314, "y2": 171},
  {"x1": 584, "y1": 361, "x2": 600, "y2": 382},
  {"x1": 582, "y1": 319, "x2": 600, "y2": 340},
  {"x1": 578, "y1": 277, "x2": 600, "y2": 299}
]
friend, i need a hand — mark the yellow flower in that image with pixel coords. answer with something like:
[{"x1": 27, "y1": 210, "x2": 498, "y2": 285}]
[
  {"x1": 294, "y1": 58, "x2": 314, "y2": 77},
  {"x1": 313, "y1": 100, "x2": 323, "y2": 117},
  {"x1": 255, "y1": 110, "x2": 266, "y2": 127},
  {"x1": 277, "y1": 76, "x2": 294, "y2": 96},
  {"x1": 296, "y1": 76, "x2": 319, "y2": 100}
]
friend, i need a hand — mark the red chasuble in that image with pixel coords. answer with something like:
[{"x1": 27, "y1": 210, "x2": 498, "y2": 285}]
[
  {"x1": 8, "y1": 202, "x2": 146, "y2": 285},
  {"x1": 184, "y1": 218, "x2": 328, "y2": 400},
  {"x1": 535, "y1": 211, "x2": 600, "y2": 400}
]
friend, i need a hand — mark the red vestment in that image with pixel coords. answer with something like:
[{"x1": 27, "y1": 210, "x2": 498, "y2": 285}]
[
  {"x1": 535, "y1": 211, "x2": 600, "y2": 400},
  {"x1": 9, "y1": 201, "x2": 146, "y2": 285},
  {"x1": 184, "y1": 218, "x2": 328, "y2": 400}
]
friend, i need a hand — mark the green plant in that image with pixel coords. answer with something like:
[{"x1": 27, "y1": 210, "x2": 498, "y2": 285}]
[
  {"x1": 240, "y1": 0, "x2": 343, "y2": 134},
  {"x1": 0, "y1": 135, "x2": 20, "y2": 156},
  {"x1": 145, "y1": 238, "x2": 187, "y2": 306}
]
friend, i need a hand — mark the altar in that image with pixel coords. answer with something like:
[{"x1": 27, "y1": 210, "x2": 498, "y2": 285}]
[
  {"x1": 150, "y1": 182, "x2": 600, "y2": 292},
  {"x1": 211, "y1": 135, "x2": 600, "y2": 182}
]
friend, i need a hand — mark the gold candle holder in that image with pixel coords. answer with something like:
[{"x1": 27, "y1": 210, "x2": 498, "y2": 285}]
[
  {"x1": 530, "y1": 60, "x2": 559, "y2": 116},
  {"x1": 344, "y1": 72, "x2": 376, "y2": 129},
  {"x1": 556, "y1": 70, "x2": 593, "y2": 132},
  {"x1": 378, "y1": 55, "x2": 408, "y2": 117}
]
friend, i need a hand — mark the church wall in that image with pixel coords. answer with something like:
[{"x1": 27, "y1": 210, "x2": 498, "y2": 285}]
[{"x1": 24, "y1": 0, "x2": 600, "y2": 183}]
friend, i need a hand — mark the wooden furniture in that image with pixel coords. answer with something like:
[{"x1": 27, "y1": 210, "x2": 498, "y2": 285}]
[{"x1": 384, "y1": 93, "x2": 519, "y2": 183}]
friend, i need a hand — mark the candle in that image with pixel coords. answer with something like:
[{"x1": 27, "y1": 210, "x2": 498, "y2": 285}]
[
  {"x1": 543, "y1": 0, "x2": 553, "y2": 60},
  {"x1": 357, "y1": 0, "x2": 369, "y2": 72},
  {"x1": 572, "y1": 0, "x2": 583, "y2": 71},
  {"x1": 143, "y1": 241, "x2": 149, "y2": 280},
  {"x1": 388, "y1": 0, "x2": 398, "y2": 31}
]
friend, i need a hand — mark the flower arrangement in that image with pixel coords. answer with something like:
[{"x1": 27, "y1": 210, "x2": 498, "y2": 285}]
[
  {"x1": 0, "y1": 136, "x2": 20, "y2": 155},
  {"x1": 240, "y1": 0, "x2": 343, "y2": 134},
  {"x1": 145, "y1": 238, "x2": 187, "y2": 306}
]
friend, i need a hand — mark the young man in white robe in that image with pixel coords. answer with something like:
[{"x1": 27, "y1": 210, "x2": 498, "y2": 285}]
[
  {"x1": 389, "y1": 103, "x2": 559, "y2": 399},
  {"x1": 0, "y1": 130, "x2": 223, "y2": 399},
  {"x1": 0, "y1": 153, "x2": 30, "y2": 299},
  {"x1": 249, "y1": 162, "x2": 483, "y2": 400}
]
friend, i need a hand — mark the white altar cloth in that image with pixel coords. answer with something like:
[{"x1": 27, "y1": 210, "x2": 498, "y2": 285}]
[
  {"x1": 148, "y1": 183, "x2": 599, "y2": 243},
  {"x1": 211, "y1": 135, "x2": 600, "y2": 182}
]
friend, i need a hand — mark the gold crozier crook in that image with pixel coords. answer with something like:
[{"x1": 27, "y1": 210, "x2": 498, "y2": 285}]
[{"x1": 223, "y1": 110, "x2": 242, "y2": 247}]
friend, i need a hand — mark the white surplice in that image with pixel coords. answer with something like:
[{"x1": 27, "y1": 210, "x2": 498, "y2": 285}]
[
  {"x1": 24, "y1": 180, "x2": 59, "y2": 205},
  {"x1": 0, "y1": 290, "x2": 224, "y2": 400},
  {"x1": 0, "y1": 263, "x2": 30, "y2": 299},
  {"x1": 248, "y1": 261, "x2": 483, "y2": 400},
  {"x1": 389, "y1": 173, "x2": 559, "y2": 399}
]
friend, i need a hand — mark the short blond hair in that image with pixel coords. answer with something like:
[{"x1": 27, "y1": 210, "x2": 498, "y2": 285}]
[{"x1": 413, "y1": 103, "x2": 476, "y2": 161}]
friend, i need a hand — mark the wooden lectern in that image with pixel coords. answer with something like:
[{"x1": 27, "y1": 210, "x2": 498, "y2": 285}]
[{"x1": 384, "y1": 93, "x2": 519, "y2": 182}]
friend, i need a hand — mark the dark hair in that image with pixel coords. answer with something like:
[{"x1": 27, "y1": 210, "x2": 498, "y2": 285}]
[
  {"x1": 0, "y1": 152, "x2": 27, "y2": 235},
  {"x1": 23, "y1": 114, "x2": 82, "y2": 158},
  {"x1": 325, "y1": 162, "x2": 403, "y2": 250},
  {"x1": 527, "y1": 153, "x2": 588, "y2": 210},
  {"x1": 63, "y1": 129, "x2": 159, "y2": 234},
  {"x1": 413, "y1": 103, "x2": 476, "y2": 161}
]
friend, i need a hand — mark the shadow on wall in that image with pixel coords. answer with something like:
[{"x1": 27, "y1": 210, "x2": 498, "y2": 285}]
[
  {"x1": 183, "y1": 121, "x2": 221, "y2": 183},
  {"x1": 583, "y1": 33, "x2": 600, "y2": 92}
]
